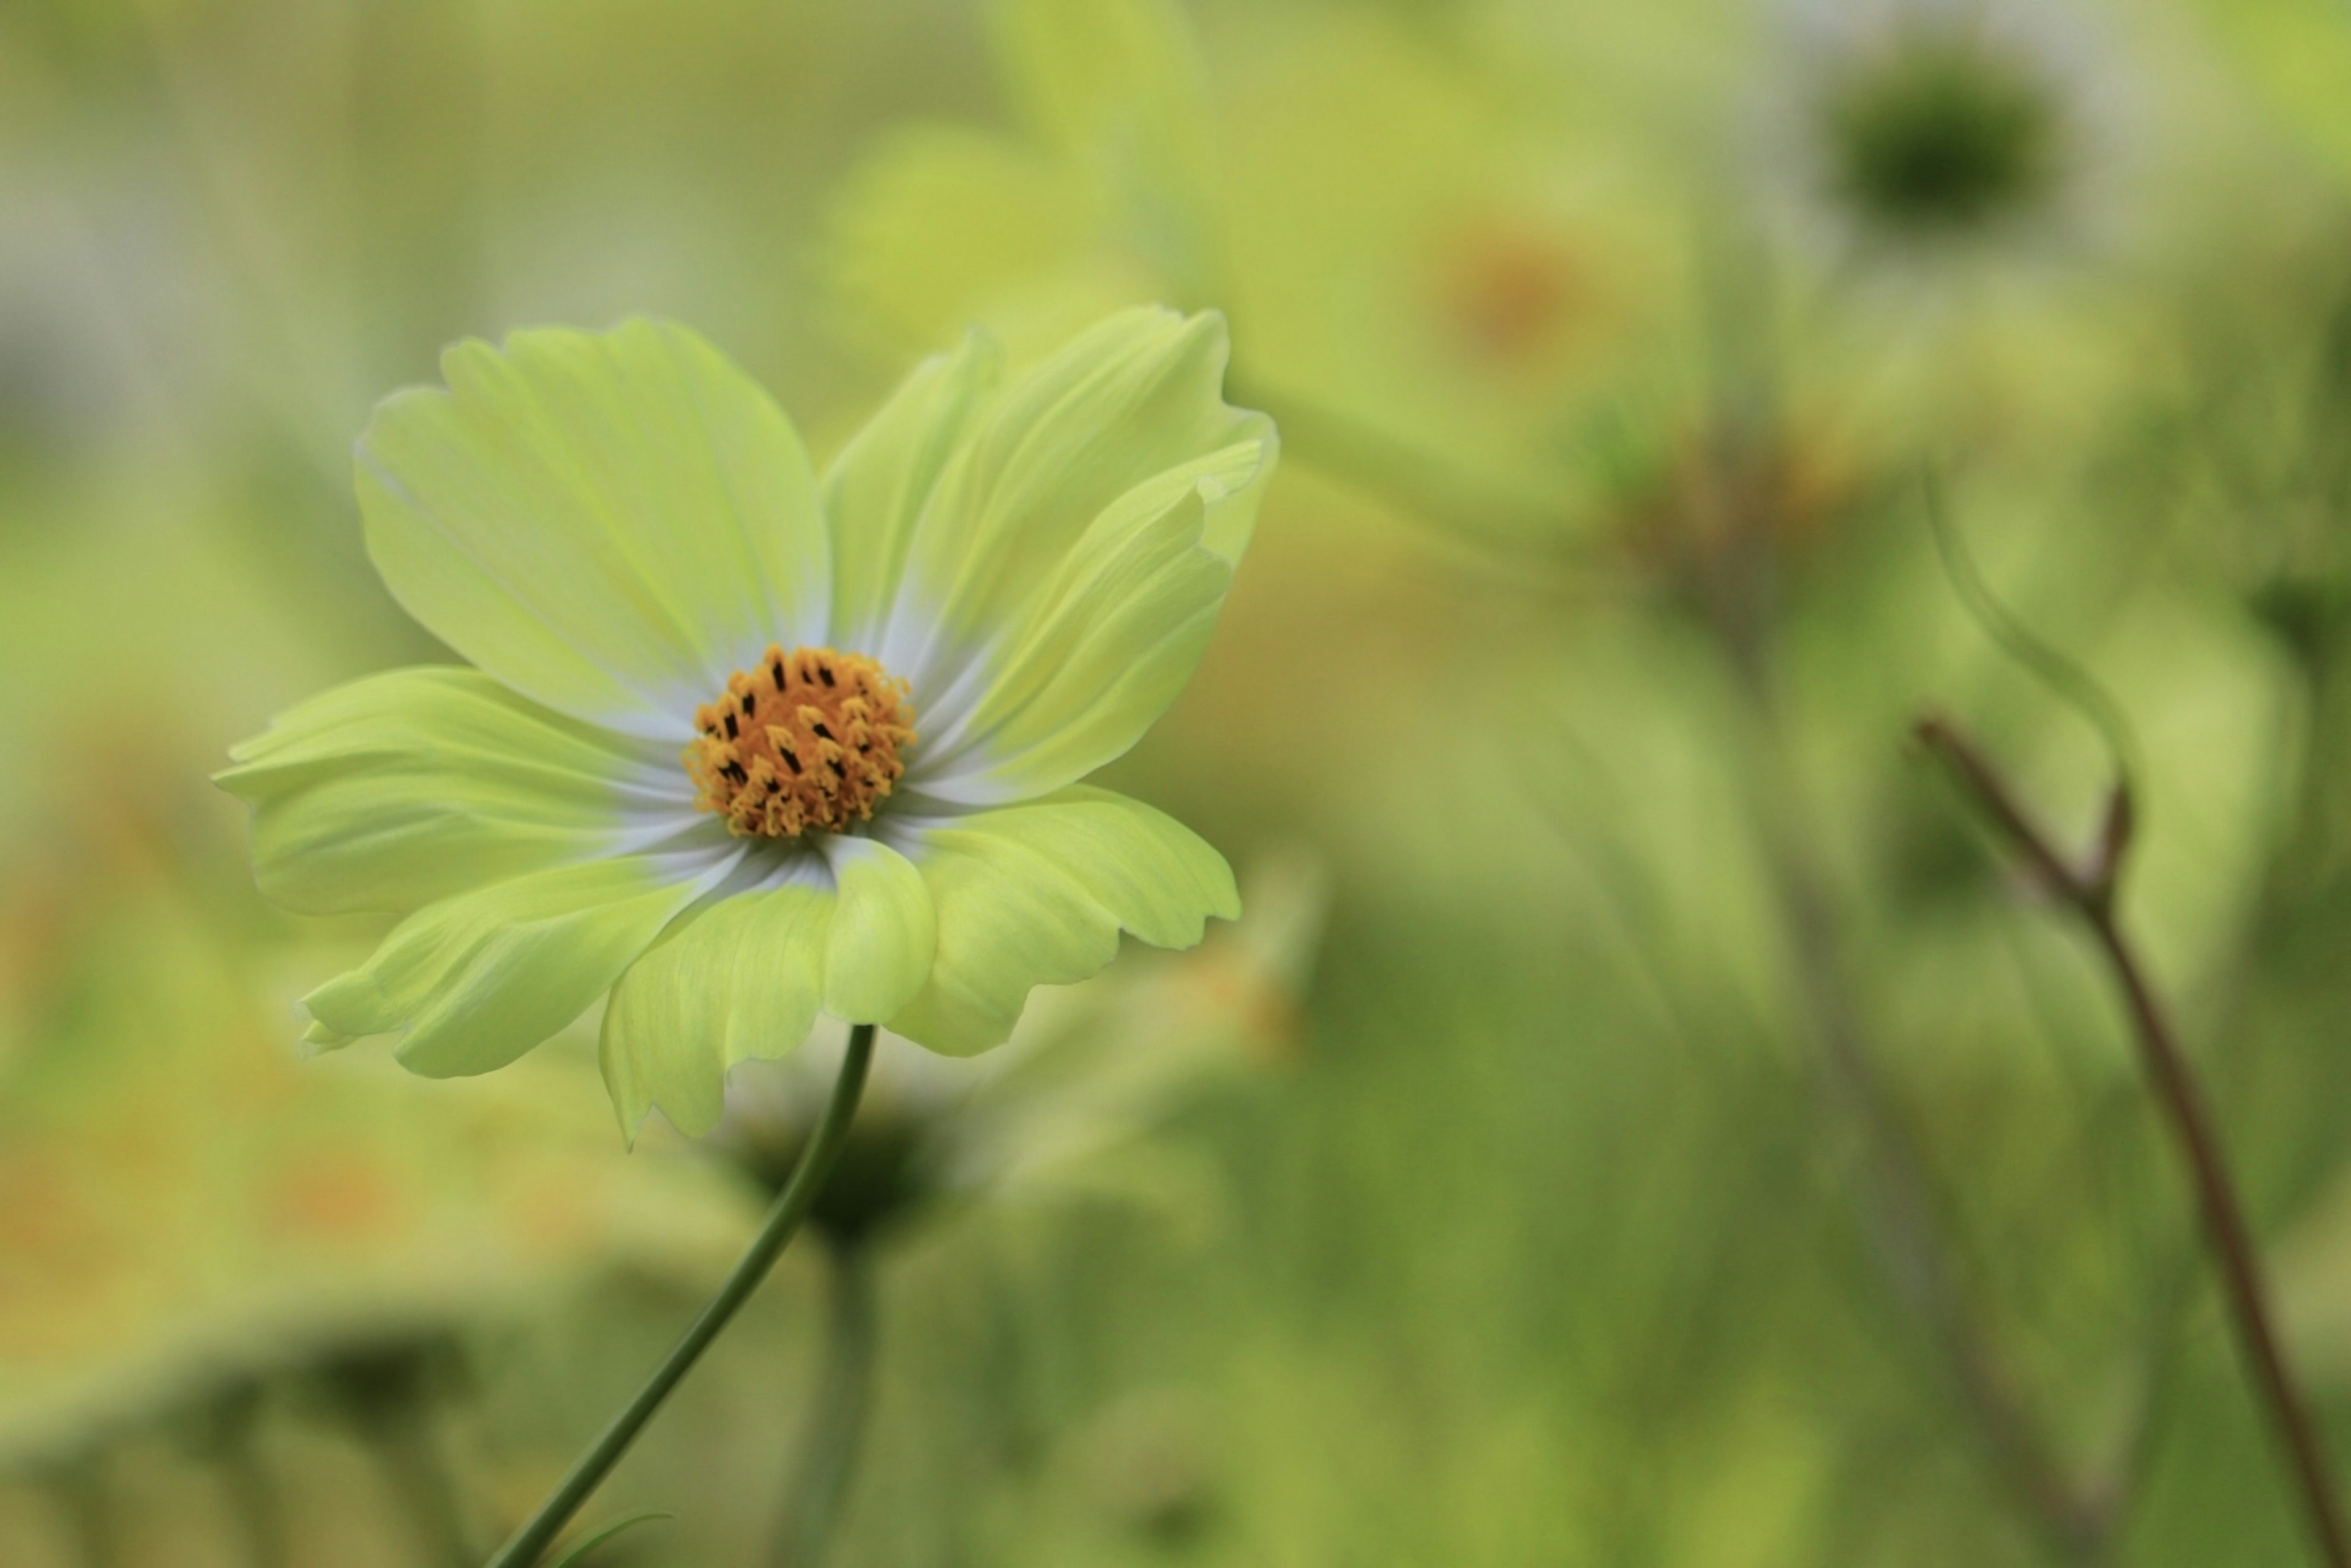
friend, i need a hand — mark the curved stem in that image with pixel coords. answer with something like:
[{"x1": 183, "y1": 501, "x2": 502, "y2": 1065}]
[
  {"x1": 486, "y1": 1024, "x2": 877, "y2": 1568},
  {"x1": 1919, "y1": 718, "x2": 2351, "y2": 1567},
  {"x1": 769, "y1": 1240, "x2": 880, "y2": 1568}
]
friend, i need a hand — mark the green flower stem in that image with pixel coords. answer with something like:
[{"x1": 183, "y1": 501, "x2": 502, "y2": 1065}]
[
  {"x1": 486, "y1": 1024, "x2": 878, "y2": 1568},
  {"x1": 1706, "y1": 606, "x2": 2100, "y2": 1557},
  {"x1": 770, "y1": 1239, "x2": 880, "y2": 1568},
  {"x1": 1919, "y1": 718, "x2": 2351, "y2": 1568}
]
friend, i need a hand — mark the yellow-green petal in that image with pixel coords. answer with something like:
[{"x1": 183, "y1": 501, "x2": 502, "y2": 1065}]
[
  {"x1": 880, "y1": 307, "x2": 1265, "y2": 694},
  {"x1": 304, "y1": 851, "x2": 732, "y2": 1079},
  {"x1": 218, "y1": 666, "x2": 686, "y2": 916},
  {"x1": 883, "y1": 786, "x2": 1237, "y2": 1056},
  {"x1": 820, "y1": 835, "x2": 939, "y2": 1024},
  {"x1": 298, "y1": 1018, "x2": 358, "y2": 1058},
  {"x1": 917, "y1": 429, "x2": 1272, "y2": 804},
  {"x1": 600, "y1": 879, "x2": 835, "y2": 1138},
  {"x1": 357, "y1": 320, "x2": 828, "y2": 738},
  {"x1": 822, "y1": 332, "x2": 1002, "y2": 653}
]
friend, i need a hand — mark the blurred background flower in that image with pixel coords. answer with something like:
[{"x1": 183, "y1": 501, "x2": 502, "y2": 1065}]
[
  {"x1": 827, "y1": 0, "x2": 1695, "y2": 550},
  {"x1": 1777, "y1": 0, "x2": 2091, "y2": 258}
]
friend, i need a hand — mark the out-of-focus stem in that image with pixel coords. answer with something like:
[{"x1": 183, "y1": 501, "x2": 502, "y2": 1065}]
[
  {"x1": 485, "y1": 1024, "x2": 877, "y2": 1568},
  {"x1": 1225, "y1": 290, "x2": 2101, "y2": 1555},
  {"x1": 768, "y1": 1241, "x2": 880, "y2": 1568},
  {"x1": 1719, "y1": 641, "x2": 2103, "y2": 1562},
  {"x1": 1918, "y1": 717, "x2": 2351, "y2": 1568}
]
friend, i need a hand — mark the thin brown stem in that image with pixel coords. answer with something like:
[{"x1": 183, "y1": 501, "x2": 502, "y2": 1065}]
[{"x1": 1918, "y1": 716, "x2": 2351, "y2": 1568}]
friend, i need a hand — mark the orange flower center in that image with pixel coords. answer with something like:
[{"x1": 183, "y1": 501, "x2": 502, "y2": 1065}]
[{"x1": 686, "y1": 645, "x2": 915, "y2": 838}]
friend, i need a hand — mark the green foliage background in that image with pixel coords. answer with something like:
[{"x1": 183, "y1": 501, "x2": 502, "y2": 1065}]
[{"x1": 7, "y1": 0, "x2": 2351, "y2": 1562}]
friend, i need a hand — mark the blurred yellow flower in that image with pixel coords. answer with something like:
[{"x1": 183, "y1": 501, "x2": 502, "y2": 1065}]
[
  {"x1": 0, "y1": 791, "x2": 737, "y2": 1483},
  {"x1": 827, "y1": 0, "x2": 1690, "y2": 544}
]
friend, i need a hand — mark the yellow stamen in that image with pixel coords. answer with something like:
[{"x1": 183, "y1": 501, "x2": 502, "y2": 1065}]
[{"x1": 685, "y1": 645, "x2": 915, "y2": 838}]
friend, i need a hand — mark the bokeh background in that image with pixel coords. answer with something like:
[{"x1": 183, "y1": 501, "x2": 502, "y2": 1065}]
[{"x1": 9, "y1": 0, "x2": 2351, "y2": 1561}]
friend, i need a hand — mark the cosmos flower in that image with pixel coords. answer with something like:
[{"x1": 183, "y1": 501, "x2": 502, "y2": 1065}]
[
  {"x1": 1779, "y1": 0, "x2": 2096, "y2": 258},
  {"x1": 219, "y1": 307, "x2": 1277, "y2": 1138}
]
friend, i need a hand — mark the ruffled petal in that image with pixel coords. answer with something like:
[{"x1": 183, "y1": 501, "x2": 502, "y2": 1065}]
[
  {"x1": 874, "y1": 307, "x2": 1267, "y2": 704},
  {"x1": 302, "y1": 849, "x2": 736, "y2": 1079},
  {"x1": 879, "y1": 786, "x2": 1237, "y2": 1055},
  {"x1": 909, "y1": 427, "x2": 1272, "y2": 804},
  {"x1": 218, "y1": 666, "x2": 693, "y2": 916},
  {"x1": 600, "y1": 868, "x2": 834, "y2": 1138},
  {"x1": 819, "y1": 835, "x2": 938, "y2": 1024},
  {"x1": 357, "y1": 320, "x2": 829, "y2": 738}
]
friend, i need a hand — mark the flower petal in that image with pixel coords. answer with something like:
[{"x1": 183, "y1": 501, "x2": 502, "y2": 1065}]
[
  {"x1": 880, "y1": 786, "x2": 1237, "y2": 1055},
  {"x1": 358, "y1": 320, "x2": 828, "y2": 738},
  {"x1": 875, "y1": 307, "x2": 1267, "y2": 700},
  {"x1": 218, "y1": 666, "x2": 692, "y2": 916},
  {"x1": 600, "y1": 872, "x2": 834, "y2": 1138},
  {"x1": 819, "y1": 835, "x2": 939, "y2": 1024},
  {"x1": 822, "y1": 332, "x2": 1002, "y2": 655},
  {"x1": 303, "y1": 850, "x2": 735, "y2": 1079},
  {"x1": 910, "y1": 428, "x2": 1272, "y2": 804}
]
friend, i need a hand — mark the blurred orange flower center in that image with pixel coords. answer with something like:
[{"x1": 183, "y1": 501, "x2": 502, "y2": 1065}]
[
  {"x1": 686, "y1": 645, "x2": 915, "y2": 838},
  {"x1": 1436, "y1": 220, "x2": 1590, "y2": 366}
]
